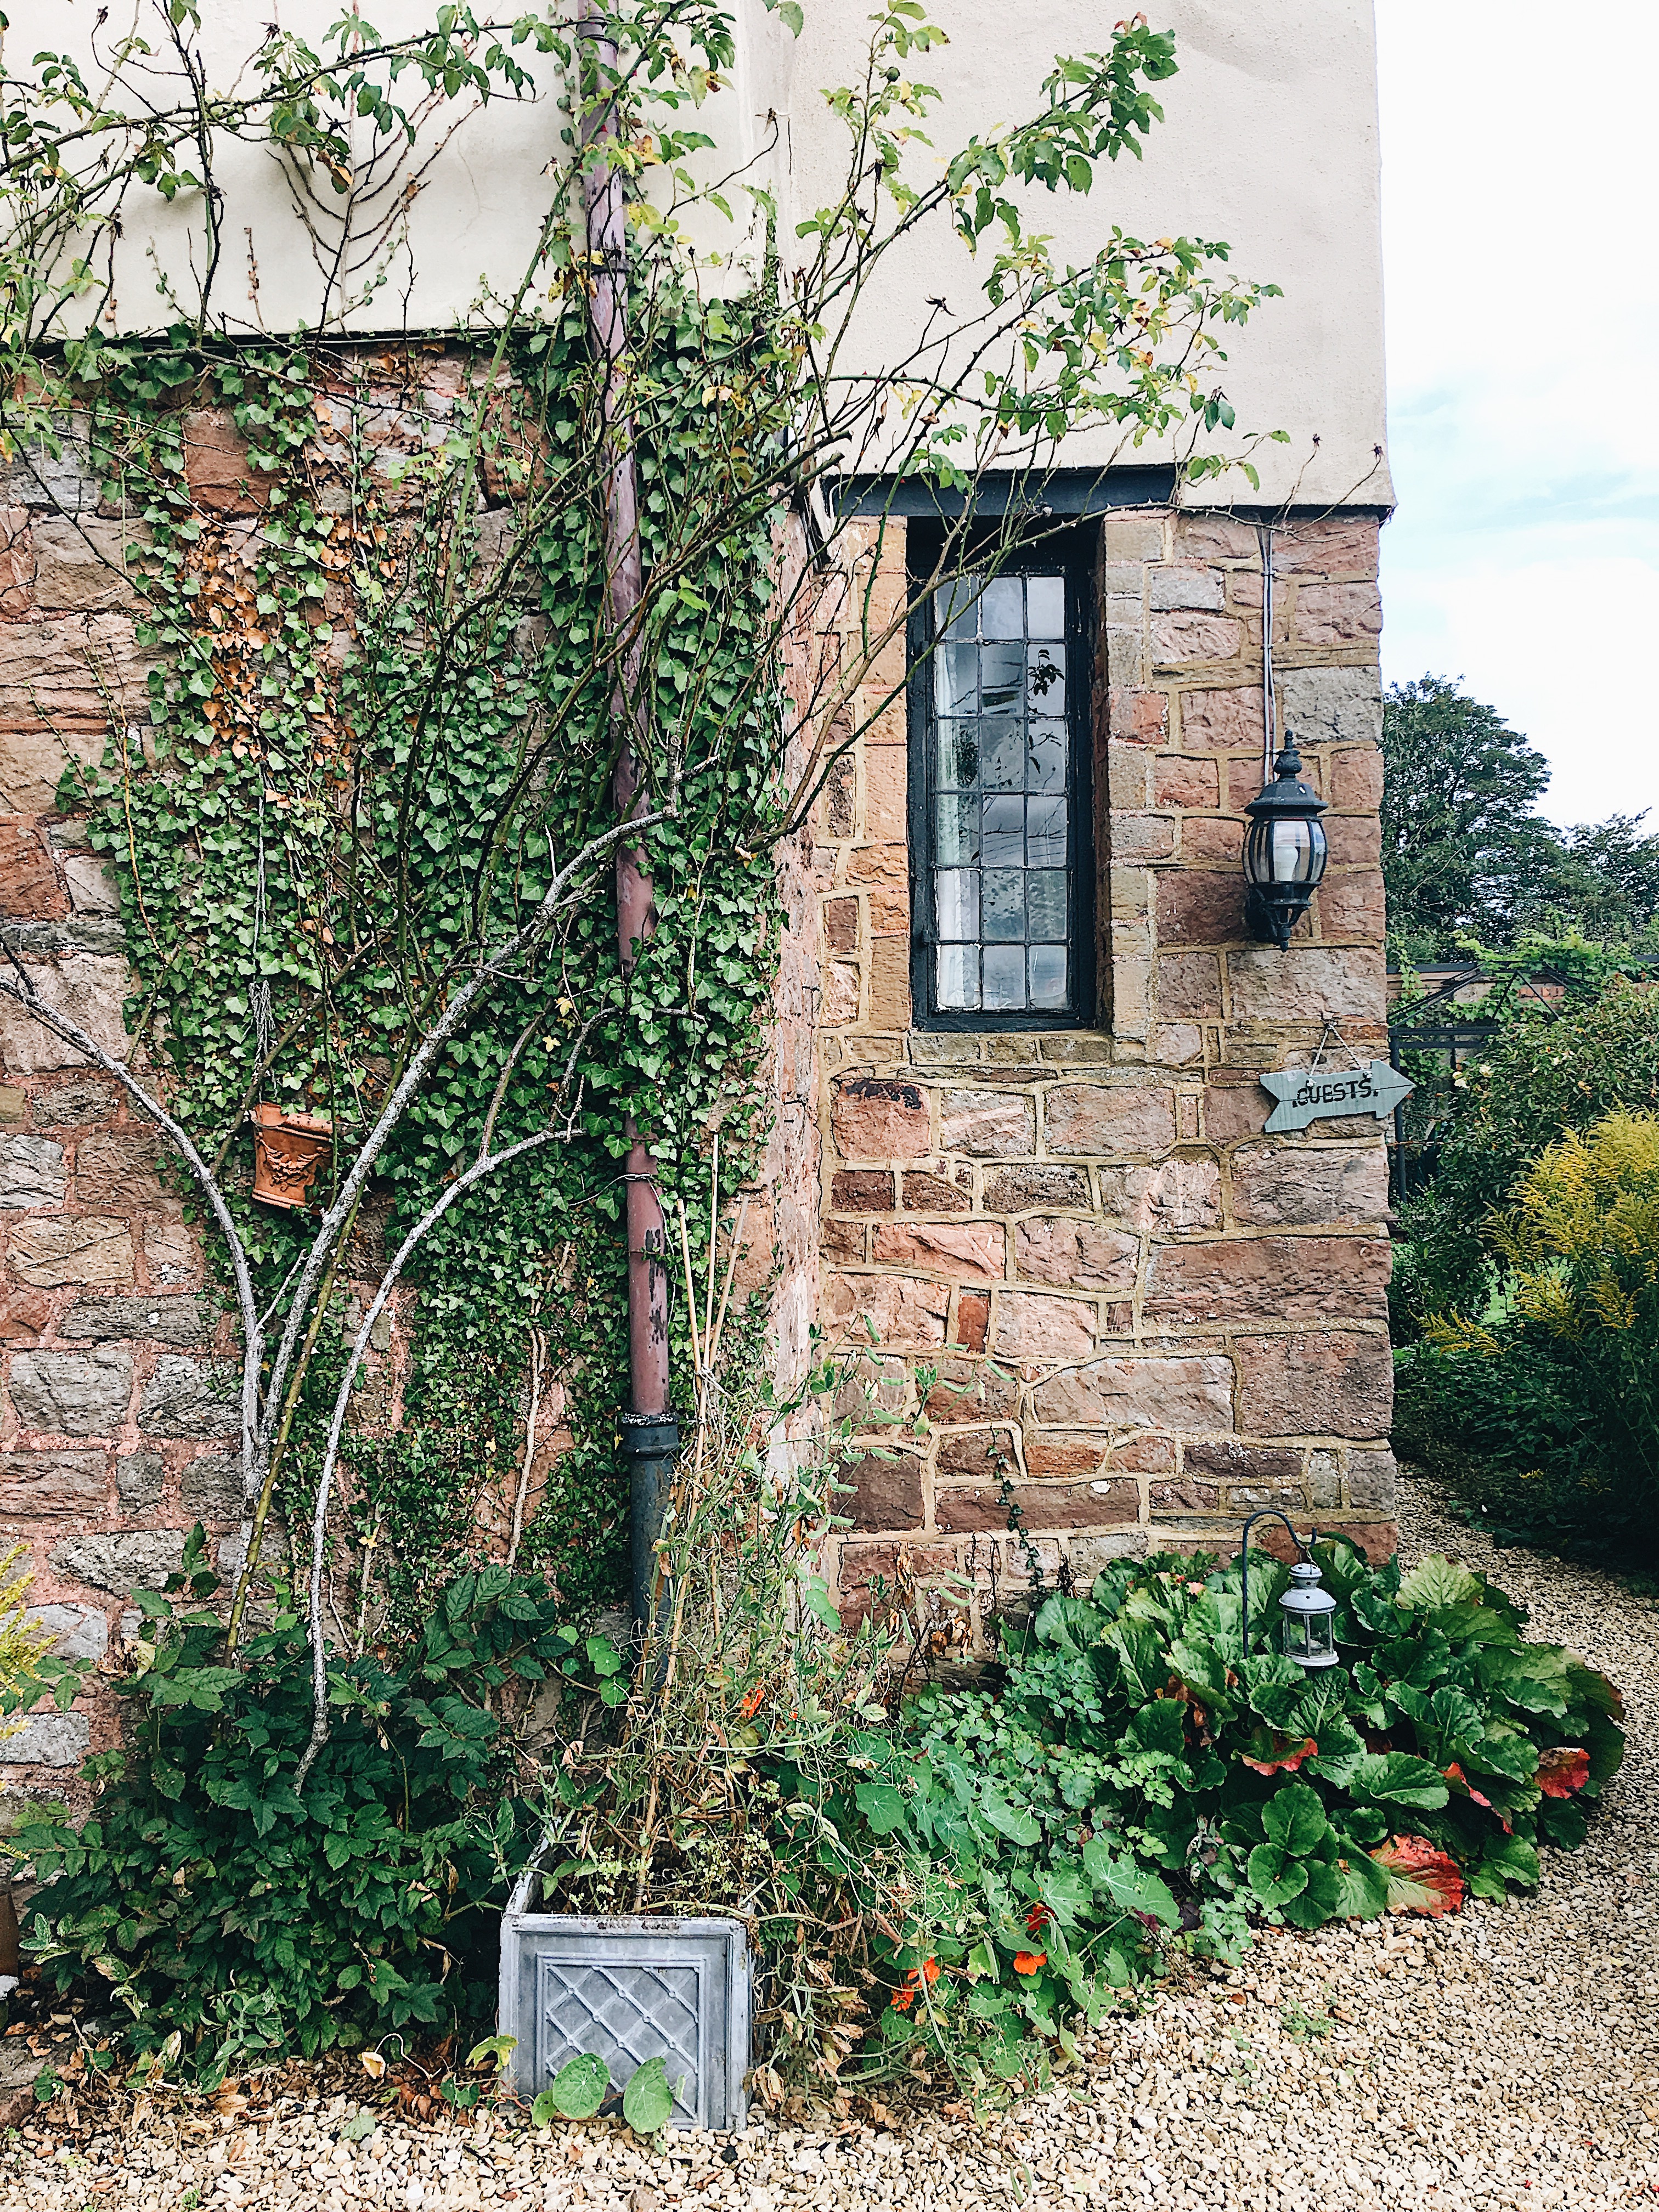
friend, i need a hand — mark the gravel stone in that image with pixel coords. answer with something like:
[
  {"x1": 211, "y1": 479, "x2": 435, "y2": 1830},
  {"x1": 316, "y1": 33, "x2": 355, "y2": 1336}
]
[{"x1": 3, "y1": 1474, "x2": 1655, "y2": 2209}]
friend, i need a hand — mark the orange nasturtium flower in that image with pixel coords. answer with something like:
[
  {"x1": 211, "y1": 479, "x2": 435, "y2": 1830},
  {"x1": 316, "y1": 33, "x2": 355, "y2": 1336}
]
[
  {"x1": 1012, "y1": 1951, "x2": 1047, "y2": 1976},
  {"x1": 1024, "y1": 1901, "x2": 1052, "y2": 1936},
  {"x1": 889, "y1": 1959, "x2": 941, "y2": 2012},
  {"x1": 737, "y1": 1683, "x2": 765, "y2": 1720}
]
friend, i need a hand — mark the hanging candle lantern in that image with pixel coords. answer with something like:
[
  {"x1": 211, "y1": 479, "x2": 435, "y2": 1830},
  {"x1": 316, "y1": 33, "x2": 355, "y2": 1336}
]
[
  {"x1": 250, "y1": 1103, "x2": 332, "y2": 1211},
  {"x1": 1278, "y1": 1559, "x2": 1339, "y2": 1670},
  {"x1": 1243, "y1": 736, "x2": 1329, "y2": 948}
]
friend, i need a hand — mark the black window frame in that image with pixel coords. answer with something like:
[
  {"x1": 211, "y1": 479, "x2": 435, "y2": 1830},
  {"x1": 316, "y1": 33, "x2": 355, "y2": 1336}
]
[{"x1": 906, "y1": 521, "x2": 1097, "y2": 1032}]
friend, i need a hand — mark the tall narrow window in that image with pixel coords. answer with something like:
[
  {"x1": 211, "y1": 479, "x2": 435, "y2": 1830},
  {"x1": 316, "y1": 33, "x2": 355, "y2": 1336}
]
[{"x1": 908, "y1": 537, "x2": 1093, "y2": 1028}]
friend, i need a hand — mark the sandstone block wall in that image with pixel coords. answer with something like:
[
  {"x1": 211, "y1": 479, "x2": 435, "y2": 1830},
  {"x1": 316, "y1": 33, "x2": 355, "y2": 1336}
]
[
  {"x1": 815, "y1": 510, "x2": 1396, "y2": 1634},
  {"x1": 0, "y1": 383, "x2": 827, "y2": 1796},
  {"x1": 0, "y1": 427, "x2": 262, "y2": 1776}
]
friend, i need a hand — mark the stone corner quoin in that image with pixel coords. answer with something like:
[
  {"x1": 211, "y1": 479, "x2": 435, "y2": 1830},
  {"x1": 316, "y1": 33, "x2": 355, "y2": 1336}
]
[{"x1": 808, "y1": 507, "x2": 1396, "y2": 1636}]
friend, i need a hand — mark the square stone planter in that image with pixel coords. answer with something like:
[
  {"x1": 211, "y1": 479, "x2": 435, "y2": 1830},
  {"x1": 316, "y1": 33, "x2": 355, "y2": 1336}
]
[{"x1": 498, "y1": 1886, "x2": 750, "y2": 2131}]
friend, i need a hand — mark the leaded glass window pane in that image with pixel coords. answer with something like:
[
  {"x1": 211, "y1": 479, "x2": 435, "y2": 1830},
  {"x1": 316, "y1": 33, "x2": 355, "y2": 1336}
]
[{"x1": 918, "y1": 565, "x2": 1084, "y2": 1022}]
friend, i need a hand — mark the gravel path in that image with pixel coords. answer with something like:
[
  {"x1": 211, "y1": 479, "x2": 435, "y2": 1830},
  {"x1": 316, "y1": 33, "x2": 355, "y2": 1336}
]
[{"x1": 3, "y1": 1475, "x2": 1656, "y2": 2212}]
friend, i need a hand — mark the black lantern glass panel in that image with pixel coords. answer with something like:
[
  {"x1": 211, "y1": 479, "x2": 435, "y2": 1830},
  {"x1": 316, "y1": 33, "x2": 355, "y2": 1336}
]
[{"x1": 1243, "y1": 738, "x2": 1329, "y2": 949}]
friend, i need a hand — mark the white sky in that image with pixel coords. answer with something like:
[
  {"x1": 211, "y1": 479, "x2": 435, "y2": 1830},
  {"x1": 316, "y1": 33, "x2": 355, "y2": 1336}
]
[{"x1": 1375, "y1": 0, "x2": 1659, "y2": 829}]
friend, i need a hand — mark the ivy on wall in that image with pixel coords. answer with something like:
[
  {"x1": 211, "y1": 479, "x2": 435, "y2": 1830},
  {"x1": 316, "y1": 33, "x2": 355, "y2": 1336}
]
[{"x1": 70, "y1": 296, "x2": 788, "y2": 1616}]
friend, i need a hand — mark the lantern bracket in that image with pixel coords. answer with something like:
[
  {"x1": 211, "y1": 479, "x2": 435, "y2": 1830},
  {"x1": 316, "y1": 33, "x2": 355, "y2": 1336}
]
[
  {"x1": 1238, "y1": 1514, "x2": 1368, "y2": 1662},
  {"x1": 1239, "y1": 1509, "x2": 1309, "y2": 1663}
]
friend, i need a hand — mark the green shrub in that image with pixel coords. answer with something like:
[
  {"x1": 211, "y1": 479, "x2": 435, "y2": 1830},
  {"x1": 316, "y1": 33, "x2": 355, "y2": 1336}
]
[
  {"x1": 1400, "y1": 1111, "x2": 1659, "y2": 1552},
  {"x1": 1391, "y1": 975, "x2": 1659, "y2": 1336},
  {"x1": 817, "y1": 1543, "x2": 1622, "y2": 2083},
  {"x1": 8, "y1": 1534, "x2": 612, "y2": 2083}
]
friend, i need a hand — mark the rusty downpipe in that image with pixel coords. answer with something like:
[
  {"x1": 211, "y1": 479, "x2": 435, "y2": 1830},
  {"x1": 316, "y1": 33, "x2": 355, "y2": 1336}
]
[{"x1": 579, "y1": 3, "x2": 676, "y2": 1630}]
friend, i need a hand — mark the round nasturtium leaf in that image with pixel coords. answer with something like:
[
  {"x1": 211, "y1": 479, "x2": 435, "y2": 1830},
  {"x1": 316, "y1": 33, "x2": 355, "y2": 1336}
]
[
  {"x1": 533, "y1": 2052, "x2": 610, "y2": 2124},
  {"x1": 622, "y1": 2055, "x2": 677, "y2": 2135}
]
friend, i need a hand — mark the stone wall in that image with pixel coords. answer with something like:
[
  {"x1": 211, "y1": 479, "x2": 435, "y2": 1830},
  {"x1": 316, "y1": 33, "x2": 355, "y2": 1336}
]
[
  {"x1": 812, "y1": 510, "x2": 1396, "y2": 1638},
  {"x1": 0, "y1": 425, "x2": 1397, "y2": 1784},
  {"x1": 0, "y1": 385, "x2": 828, "y2": 1794},
  {"x1": 0, "y1": 431, "x2": 240, "y2": 1779}
]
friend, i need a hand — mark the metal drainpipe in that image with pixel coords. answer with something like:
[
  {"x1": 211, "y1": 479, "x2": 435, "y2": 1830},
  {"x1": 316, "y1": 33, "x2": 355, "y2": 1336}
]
[{"x1": 579, "y1": 3, "x2": 678, "y2": 1630}]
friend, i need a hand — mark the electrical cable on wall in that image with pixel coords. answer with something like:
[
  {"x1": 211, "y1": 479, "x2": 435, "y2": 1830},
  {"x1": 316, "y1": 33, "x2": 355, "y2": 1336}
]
[{"x1": 1258, "y1": 521, "x2": 1277, "y2": 781}]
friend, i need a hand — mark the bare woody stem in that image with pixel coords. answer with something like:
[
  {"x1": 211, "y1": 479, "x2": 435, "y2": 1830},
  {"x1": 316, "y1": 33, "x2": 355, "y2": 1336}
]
[
  {"x1": 291, "y1": 1122, "x2": 569, "y2": 1791},
  {"x1": 258, "y1": 810, "x2": 667, "y2": 1480}
]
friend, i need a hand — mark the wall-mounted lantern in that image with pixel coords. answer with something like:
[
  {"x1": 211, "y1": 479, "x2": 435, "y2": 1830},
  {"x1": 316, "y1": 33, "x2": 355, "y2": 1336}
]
[
  {"x1": 1239, "y1": 1509, "x2": 1340, "y2": 1671},
  {"x1": 1243, "y1": 738, "x2": 1328, "y2": 948}
]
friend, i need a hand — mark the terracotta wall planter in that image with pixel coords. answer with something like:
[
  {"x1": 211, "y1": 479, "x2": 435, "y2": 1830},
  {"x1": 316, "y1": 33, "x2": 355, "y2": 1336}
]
[{"x1": 250, "y1": 1103, "x2": 332, "y2": 1211}]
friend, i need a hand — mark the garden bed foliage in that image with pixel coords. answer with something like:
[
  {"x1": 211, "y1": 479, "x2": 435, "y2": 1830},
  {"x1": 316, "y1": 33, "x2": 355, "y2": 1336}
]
[
  {"x1": 1397, "y1": 1102, "x2": 1659, "y2": 1557},
  {"x1": 802, "y1": 1538, "x2": 1622, "y2": 2083},
  {"x1": 1391, "y1": 974, "x2": 1659, "y2": 1556},
  {"x1": 9, "y1": 1530, "x2": 620, "y2": 2080},
  {"x1": 10, "y1": 1510, "x2": 1623, "y2": 2103}
]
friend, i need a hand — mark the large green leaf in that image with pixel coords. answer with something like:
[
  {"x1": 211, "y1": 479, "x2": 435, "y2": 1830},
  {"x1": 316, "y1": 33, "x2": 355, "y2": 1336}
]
[
  {"x1": 1240, "y1": 1655, "x2": 1306, "y2": 1730},
  {"x1": 1304, "y1": 1714, "x2": 1366, "y2": 1786},
  {"x1": 1126, "y1": 1700, "x2": 1186, "y2": 1759},
  {"x1": 1397, "y1": 1556, "x2": 1481, "y2": 1612},
  {"x1": 1582, "y1": 1706, "x2": 1627, "y2": 1790},
  {"x1": 622, "y1": 2056, "x2": 678, "y2": 2135},
  {"x1": 854, "y1": 1782, "x2": 909, "y2": 1837},
  {"x1": 533, "y1": 2052, "x2": 608, "y2": 2123},
  {"x1": 1034, "y1": 1593, "x2": 1104, "y2": 1656},
  {"x1": 1080, "y1": 1839, "x2": 1179, "y2": 1927},
  {"x1": 1481, "y1": 1831, "x2": 1541, "y2": 1889},
  {"x1": 1261, "y1": 1782, "x2": 1329, "y2": 1857},
  {"x1": 1102, "y1": 1619, "x2": 1166, "y2": 1703},
  {"x1": 1349, "y1": 1582, "x2": 1403, "y2": 1637},
  {"x1": 979, "y1": 1790, "x2": 1042, "y2": 1847},
  {"x1": 1245, "y1": 1841, "x2": 1309, "y2": 1907},
  {"x1": 1167, "y1": 1633, "x2": 1238, "y2": 1716},
  {"x1": 1457, "y1": 1721, "x2": 1542, "y2": 1785},
  {"x1": 1036, "y1": 1858, "x2": 1095, "y2": 1927},
  {"x1": 1348, "y1": 1751, "x2": 1449, "y2": 1809},
  {"x1": 1278, "y1": 1856, "x2": 1344, "y2": 1929},
  {"x1": 1478, "y1": 1645, "x2": 1571, "y2": 1719},
  {"x1": 1328, "y1": 1848, "x2": 1389, "y2": 1919}
]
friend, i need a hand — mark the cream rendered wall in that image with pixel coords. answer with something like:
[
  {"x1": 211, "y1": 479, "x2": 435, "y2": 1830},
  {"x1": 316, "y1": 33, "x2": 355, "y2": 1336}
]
[
  {"x1": 768, "y1": 0, "x2": 1391, "y2": 507},
  {"x1": 5, "y1": 0, "x2": 1389, "y2": 505}
]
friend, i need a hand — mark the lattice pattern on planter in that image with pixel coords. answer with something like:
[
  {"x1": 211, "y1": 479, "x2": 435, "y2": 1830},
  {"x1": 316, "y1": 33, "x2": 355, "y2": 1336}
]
[{"x1": 537, "y1": 1958, "x2": 703, "y2": 2125}]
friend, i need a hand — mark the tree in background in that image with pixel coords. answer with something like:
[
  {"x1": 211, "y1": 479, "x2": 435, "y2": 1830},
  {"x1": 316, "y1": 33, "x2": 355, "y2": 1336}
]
[{"x1": 1382, "y1": 675, "x2": 1659, "y2": 958}]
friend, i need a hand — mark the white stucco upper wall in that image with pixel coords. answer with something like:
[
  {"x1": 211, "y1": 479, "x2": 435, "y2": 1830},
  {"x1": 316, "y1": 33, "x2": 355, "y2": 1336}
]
[
  {"x1": 6, "y1": 0, "x2": 1389, "y2": 508},
  {"x1": 768, "y1": 0, "x2": 1391, "y2": 509}
]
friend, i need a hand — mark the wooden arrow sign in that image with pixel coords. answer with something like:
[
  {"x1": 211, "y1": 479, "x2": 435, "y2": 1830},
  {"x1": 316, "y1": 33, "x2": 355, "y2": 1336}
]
[{"x1": 1259, "y1": 1060, "x2": 1414, "y2": 1133}]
